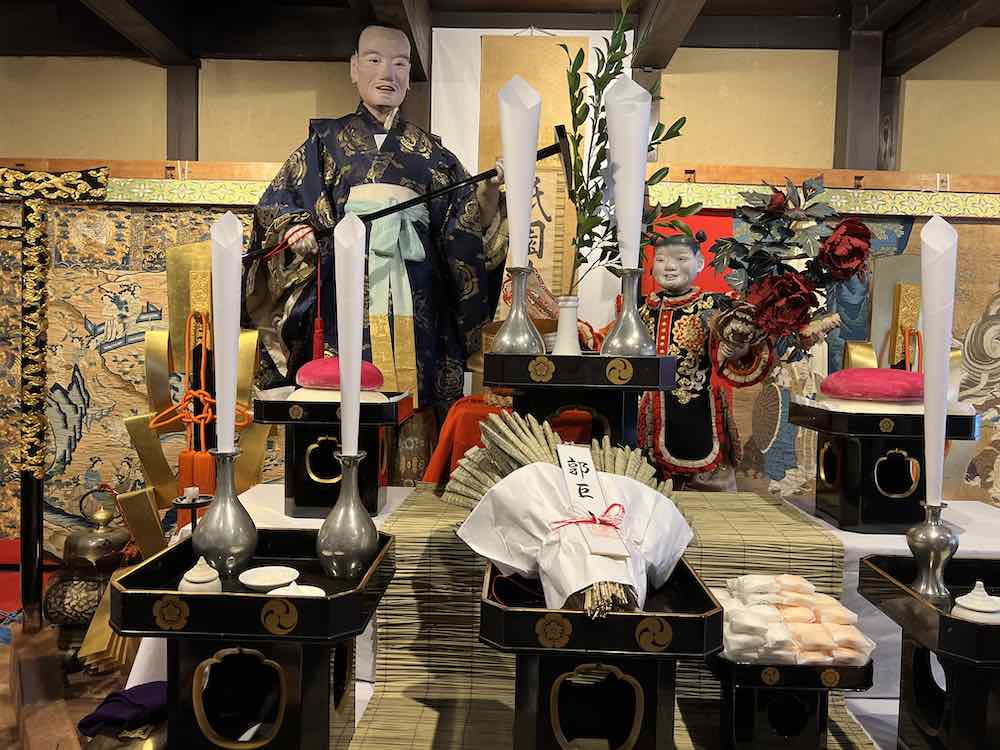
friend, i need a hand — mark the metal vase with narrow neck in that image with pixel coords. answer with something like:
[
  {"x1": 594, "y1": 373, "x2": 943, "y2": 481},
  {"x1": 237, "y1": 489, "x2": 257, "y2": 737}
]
[
  {"x1": 192, "y1": 450, "x2": 257, "y2": 577},
  {"x1": 316, "y1": 452, "x2": 379, "y2": 579},
  {"x1": 906, "y1": 502, "x2": 959, "y2": 603},
  {"x1": 491, "y1": 266, "x2": 544, "y2": 355},
  {"x1": 601, "y1": 267, "x2": 656, "y2": 357}
]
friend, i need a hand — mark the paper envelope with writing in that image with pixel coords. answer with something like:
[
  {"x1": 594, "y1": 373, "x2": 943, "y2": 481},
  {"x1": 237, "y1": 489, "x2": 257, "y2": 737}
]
[{"x1": 457, "y1": 463, "x2": 693, "y2": 610}]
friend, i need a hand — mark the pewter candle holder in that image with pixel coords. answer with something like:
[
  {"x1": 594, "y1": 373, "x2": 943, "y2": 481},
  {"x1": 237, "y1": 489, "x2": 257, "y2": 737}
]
[
  {"x1": 191, "y1": 450, "x2": 258, "y2": 577},
  {"x1": 906, "y1": 502, "x2": 959, "y2": 603},
  {"x1": 601, "y1": 267, "x2": 656, "y2": 357},
  {"x1": 492, "y1": 266, "x2": 544, "y2": 355},
  {"x1": 316, "y1": 451, "x2": 379, "y2": 579}
]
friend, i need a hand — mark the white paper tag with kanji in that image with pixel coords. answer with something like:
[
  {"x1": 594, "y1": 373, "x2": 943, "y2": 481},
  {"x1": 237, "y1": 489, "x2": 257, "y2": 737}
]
[{"x1": 556, "y1": 444, "x2": 628, "y2": 559}]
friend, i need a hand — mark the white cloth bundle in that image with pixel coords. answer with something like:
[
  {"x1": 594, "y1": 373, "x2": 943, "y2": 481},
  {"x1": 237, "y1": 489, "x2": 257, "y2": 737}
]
[
  {"x1": 760, "y1": 648, "x2": 799, "y2": 665},
  {"x1": 832, "y1": 647, "x2": 870, "y2": 666},
  {"x1": 777, "y1": 605, "x2": 815, "y2": 623},
  {"x1": 827, "y1": 624, "x2": 876, "y2": 654},
  {"x1": 457, "y1": 463, "x2": 693, "y2": 610},
  {"x1": 728, "y1": 610, "x2": 769, "y2": 637},
  {"x1": 764, "y1": 622, "x2": 795, "y2": 651},
  {"x1": 776, "y1": 574, "x2": 816, "y2": 594},
  {"x1": 815, "y1": 604, "x2": 859, "y2": 625},
  {"x1": 744, "y1": 592, "x2": 788, "y2": 606},
  {"x1": 789, "y1": 623, "x2": 836, "y2": 652},
  {"x1": 747, "y1": 604, "x2": 783, "y2": 623},
  {"x1": 728, "y1": 574, "x2": 780, "y2": 596}
]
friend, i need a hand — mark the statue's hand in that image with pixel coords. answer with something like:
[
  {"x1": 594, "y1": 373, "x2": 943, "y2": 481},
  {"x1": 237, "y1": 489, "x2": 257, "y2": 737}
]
[
  {"x1": 283, "y1": 224, "x2": 318, "y2": 256},
  {"x1": 477, "y1": 158, "x2": 505, "y2": 228},
  {"x1": 713, "y1": 302, "x2": 765, "y2": 362}
]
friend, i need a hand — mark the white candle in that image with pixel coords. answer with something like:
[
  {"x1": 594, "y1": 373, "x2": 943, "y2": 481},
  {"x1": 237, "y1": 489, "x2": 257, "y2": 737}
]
[
  {"x1": 605, "y1": 76, "x2": 652, "y2": 269},
  {"x1": 334, "y1": 213, "x2": 366, "y2": 456},
  {"x1": 210, "y1": 211, "x2": 244, "y2": 454},
  {"x1": 498, "y1": 75, "x2": 542, "y2": 268},
  {"x1": 920, "y1": 215, "x2": 958, "y2": 506}
]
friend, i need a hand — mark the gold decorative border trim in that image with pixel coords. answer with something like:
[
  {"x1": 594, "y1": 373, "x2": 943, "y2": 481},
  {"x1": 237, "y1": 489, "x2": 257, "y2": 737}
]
[
  {"x1": 100, "y1": 177, "x2": 1000, "y2": 218},
  {"x1": 650, "y1": 183, "x2": 1000, "y2": 219}
]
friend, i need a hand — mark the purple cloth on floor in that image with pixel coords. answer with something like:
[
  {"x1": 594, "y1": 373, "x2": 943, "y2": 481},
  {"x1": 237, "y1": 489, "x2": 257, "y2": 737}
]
[{"x1": 78, "y1": 681, "x2": 168, "y2": 737}]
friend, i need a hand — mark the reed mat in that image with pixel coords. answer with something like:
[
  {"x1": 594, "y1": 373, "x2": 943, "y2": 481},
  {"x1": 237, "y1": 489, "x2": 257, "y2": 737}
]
[{"x1": 345, "y1": 487, "x2": 871, "y2": 749}]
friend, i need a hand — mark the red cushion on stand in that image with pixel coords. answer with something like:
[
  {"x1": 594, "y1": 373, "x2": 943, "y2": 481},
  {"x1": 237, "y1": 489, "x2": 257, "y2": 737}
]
[
  {"x1": 820, "y1": 368, "x2": 923, "y2": 402},
  {"x1": 296, "y1": 357, "x2": 385, "y2": 390}
]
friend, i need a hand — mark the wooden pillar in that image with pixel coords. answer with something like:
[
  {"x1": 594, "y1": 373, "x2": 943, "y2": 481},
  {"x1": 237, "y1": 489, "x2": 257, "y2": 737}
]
[
  {"x1": 167, "y1": 65, "x2": 199, "y2": 161},
  {"x1": 834, "y1": 29, "x2": 884, "y2": 170},
  {"x1": 878, "y1": 75, "x2": 902, "y2": 170},
  {"x1": 401, "y1": 81, "x2": 431, "y2": 133}
]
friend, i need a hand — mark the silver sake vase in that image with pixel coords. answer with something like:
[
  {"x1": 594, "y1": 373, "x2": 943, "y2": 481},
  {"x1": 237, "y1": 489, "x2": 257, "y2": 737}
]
[
  {"x1": 192, "y1": 450, "x2": 258, "y2": 577},
  {"x1": 316, "y1": 451, "x2": 379, "y2": 579},
  {"x1": 906, "y1": 502, "x2": 959, "y2": 603},
  {"x1": 601, "y1": 267, "x2": 656, "y2": 357},
  {"x1": 491, "y1": 266, "x2": 545, "y2": 355}
]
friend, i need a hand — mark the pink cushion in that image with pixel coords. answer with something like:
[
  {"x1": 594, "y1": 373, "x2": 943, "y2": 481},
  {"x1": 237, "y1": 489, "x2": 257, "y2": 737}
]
[
  {"x1": 296, "y1": 357, "x2": 385, "y2": 391},
  {"x1": 820, "y1": 368, "x2": 923, "y2": 402}
]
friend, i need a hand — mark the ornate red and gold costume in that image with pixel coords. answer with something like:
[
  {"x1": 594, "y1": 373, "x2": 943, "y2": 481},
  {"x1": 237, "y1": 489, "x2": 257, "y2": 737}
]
[{"x1": 638, "y1": 287, "x2": 772, "y2": 484}]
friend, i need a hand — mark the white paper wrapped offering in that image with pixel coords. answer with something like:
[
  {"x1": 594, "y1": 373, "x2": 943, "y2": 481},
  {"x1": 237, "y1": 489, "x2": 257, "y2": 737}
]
[{"x1": 457, "y1": 463, "x2": 692, "y2": 611}]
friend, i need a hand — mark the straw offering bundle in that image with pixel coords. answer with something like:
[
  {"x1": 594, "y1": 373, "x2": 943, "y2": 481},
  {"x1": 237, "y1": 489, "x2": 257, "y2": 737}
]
[{"x1": 445, "y1": 412, "x2": 675, "y2": 618}]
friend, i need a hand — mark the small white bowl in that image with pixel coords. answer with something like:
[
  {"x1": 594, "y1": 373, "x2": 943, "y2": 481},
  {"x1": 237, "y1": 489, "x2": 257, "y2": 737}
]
[
  {"x1": 238, "y1": 565, "x2": 299, "y2": 592},
  {"x1": 268, "y1": 582, "x2": 326, "y2": 598}
]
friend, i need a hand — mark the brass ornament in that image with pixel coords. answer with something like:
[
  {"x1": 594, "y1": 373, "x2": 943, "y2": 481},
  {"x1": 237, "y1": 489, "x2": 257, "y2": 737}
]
[
  {"x1": 820, "y1": 668, "x2": 841, "y2": 688},
  {"x1": 289, "y1": 404, "x2": 305, "y2": 420},
  {"x1": 606, "y1": 357, "x2": 634, "y2": 385},
  {"x1": 761, "y1": 667, "x2": 781, "y2": 686},
  {"x1": 261, "y1": 598, "x2": 298, "y2": 636},
  {"x1": 879, "y1": 418, "x2": 895, "y2": 433},
  {"x1": 535, "y1": 612, "x2": 572, "y2": 648},
  {"x1": 153, "y1": 595, "x2": 190, "y2": 631},
  {"x1": 874, "y1": 448, "x2": 921, "y2": 499},
  {"x1": 528, "y1": 356, "x2": 556, "y2": 383},
  {"x1": 306, "y1": 436, "x2": 343, "y2": 485},
  {"x1": 635, "y1": 616, "x2": 672, "y2": 652}
]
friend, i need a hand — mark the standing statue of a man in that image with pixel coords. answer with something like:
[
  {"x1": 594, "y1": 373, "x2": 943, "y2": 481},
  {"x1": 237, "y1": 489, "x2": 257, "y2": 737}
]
[{"x1": 245, "y1": 24, "x2": 503, "y2": 409}]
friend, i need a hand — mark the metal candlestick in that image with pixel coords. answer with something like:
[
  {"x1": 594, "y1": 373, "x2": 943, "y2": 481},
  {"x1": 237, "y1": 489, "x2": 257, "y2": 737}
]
[
  {"x1": 492, "y1": 266, "x2": 544, "y2": 355},
  {"x1": 906, "y1": 502, "x2": 959, "y2": 603},
  {"x1": 192, "y1": 450, "x2": 258, "y2": 576},
  {"x1": 316, "y1": 452, "x2": 379, "y2": 579},
  {"x1": 601, "y1": 267, "x2": 656, "y2": 357}
]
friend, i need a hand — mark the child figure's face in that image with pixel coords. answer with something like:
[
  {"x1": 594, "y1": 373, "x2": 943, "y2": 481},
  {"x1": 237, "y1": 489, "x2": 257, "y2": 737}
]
[{"x1": 651, "y1": 243, "x2": 704, "y2": 293}]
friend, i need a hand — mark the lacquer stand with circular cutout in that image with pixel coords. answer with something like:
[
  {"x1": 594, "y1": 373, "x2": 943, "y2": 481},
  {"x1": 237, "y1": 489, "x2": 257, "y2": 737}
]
[
  {"x1": 788, "y1": 398, "x2": 979, "y2": 533},
  {"x1": 110, "y1": 528, "x2": 395, "y2": 749},
  {"x1": 711, "y1": 656, "x2": 873, "y2": 750},
  {"x1": 860, "y1": 554, "x2": 1000, "y2": 750},
  {"x1": 479, "y1": 560, "x2": 723, "y2": 749}
]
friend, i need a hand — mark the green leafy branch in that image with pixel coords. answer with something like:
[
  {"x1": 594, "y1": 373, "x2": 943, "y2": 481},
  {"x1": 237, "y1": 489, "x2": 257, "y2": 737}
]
[{"x1": 560, "y1": 0, "x2": 700, "y2": 291}]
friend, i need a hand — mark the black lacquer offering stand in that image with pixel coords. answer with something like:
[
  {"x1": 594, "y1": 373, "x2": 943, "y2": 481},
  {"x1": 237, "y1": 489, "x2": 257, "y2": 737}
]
[
  {"x1": 859, "y1": 555, "x2": 1000, "y2": 750},
  {"x1": 483, "y1": 353, "x2": 676, "y2": 447},
  {"x1": 710, "y1": 656, "x2": 873, "y2": 750},
  {"x1": 254, "y1": 393, "x2": 413, "y2": 517},
  {"x1": 479, "y1": 559, "x2": 721, "y2": 749},
  {"x1": 789, "y1": 399, "x2": 979, "y2": 533},
  {"x1": 111, "y1": 528, "x2": 395, "y2": 750}
]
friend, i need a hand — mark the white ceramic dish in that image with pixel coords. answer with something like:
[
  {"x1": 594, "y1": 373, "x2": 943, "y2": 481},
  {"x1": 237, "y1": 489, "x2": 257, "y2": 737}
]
[
  {"x1": 238, "y1": 565, "x2": 299, "y2": 592},
  {"x1": 268, "y1": 582, "x2": 326, "y2": 598}
]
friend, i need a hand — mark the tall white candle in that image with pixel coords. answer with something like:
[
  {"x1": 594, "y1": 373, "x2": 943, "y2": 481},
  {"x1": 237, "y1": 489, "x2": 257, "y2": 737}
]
[
  {"x1": 210, "y1": 212, "x2": 244, "y2": 454},
  {"x1": 605, "y1": 76, "x2": 652, "y2": 269},
  {"x1": 498, "y1": 76, "x2": 542, "y2": 268},
  {"x1": 334, "y1": 213, "x2": 366, "y2": 456},
  {"x1": 920, "y1": 215, "x2": 958, "y2": 506}
]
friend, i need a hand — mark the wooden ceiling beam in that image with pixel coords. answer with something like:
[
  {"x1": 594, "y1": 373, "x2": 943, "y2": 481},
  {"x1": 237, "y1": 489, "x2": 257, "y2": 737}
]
[
  {"x1": 884, "y1": 0, "x2": 1000, "y2": 75},
  {"x1": 684, "y1": 14, "x2": 844, "y2": 49},
  {"x1": 369, "y1": 0, "x2": 432, "y2": 82},
  {"x1": 0, "y1": 1, "x2": 140, "y2": 57},
  {"x1": 851, "y1": 0, "x2": 922, "y2": 30},
  {"x1": 633, "y1": 0, "x2": 707, "y2": 69},
  {"x1": 78, "y1": 0, "x2": 194, "y2": 65}
]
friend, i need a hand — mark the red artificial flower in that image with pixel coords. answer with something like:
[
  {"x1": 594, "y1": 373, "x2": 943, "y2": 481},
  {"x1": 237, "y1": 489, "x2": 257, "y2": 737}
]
[
  {"x1": 765, "y1": 190, "x2": 788, "y2": 214},
  {"x1": 747, "y1": 272, "x2": 818, "y2": 338},
  {"x1": 817, "y1": 218, "x2": 871, "y2": 281}
]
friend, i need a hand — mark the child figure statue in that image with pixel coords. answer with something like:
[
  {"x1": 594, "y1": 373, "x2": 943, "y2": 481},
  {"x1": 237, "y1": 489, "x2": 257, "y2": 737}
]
[{"x1": 638, "y1": 234, "x2": 773, "y2": 491}]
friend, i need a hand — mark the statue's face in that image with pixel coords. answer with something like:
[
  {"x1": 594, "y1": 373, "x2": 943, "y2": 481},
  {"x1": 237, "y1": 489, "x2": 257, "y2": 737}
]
[
  {"x1": 651, "y1": 243, "x2": 704, "y2": 293},
  {"x1": 351, "y1": 26, "x2": 411, "y2": 115}
]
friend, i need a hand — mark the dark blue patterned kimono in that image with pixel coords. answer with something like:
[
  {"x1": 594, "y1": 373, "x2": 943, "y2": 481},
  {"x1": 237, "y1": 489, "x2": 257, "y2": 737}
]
[{"x1": 245, "y1": 104, "x2": 489, "y2": 406}]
